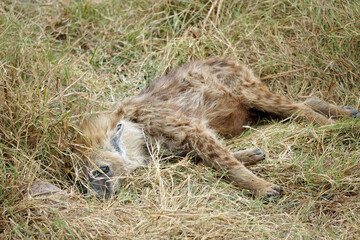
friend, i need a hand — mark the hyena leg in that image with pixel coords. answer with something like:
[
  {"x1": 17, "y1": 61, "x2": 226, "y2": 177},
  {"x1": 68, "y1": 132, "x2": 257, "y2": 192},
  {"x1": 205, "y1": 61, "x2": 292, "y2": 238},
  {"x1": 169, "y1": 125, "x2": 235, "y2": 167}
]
[
  {"x1": 304, "y1": 97, "x2": 359, "y2": 118},
  {"x1": 125, "y1": 107, "x2": 281, "y2": 198},
  {"x1": 232, "y1": 148, "x2": 265, "y2": 166},
  {"x1": 191, "y1": 129, "x2": 280, "y2": 198},
  {"x1": 241, "y1": 83, "x2": 333, "y2": 125}
]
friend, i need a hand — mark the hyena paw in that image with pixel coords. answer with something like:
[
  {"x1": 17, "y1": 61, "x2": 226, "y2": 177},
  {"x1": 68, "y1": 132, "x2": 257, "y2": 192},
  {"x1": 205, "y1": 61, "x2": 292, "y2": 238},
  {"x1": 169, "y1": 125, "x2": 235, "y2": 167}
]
[
  {"x1": 229, "y1": 168, "x2": 282, "y2": 199},
  {"x1": 233, "y1": 148, "x2": 266, "y2": 166},
  {"x1": 254, "y1": 184, "x2": 282, "y2": 198},
  {"x1": 342, "y1": 106, "x2": 359, "y2": 117}
]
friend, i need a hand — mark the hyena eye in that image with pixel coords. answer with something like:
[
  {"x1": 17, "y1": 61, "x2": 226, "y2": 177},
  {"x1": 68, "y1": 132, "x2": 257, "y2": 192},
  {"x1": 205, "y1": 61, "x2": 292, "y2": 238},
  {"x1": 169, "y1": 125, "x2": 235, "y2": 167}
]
[
  {"x1": 92, "y1": 166, "x2": 110, "y2": 177},
  {"x1": 100, "y1": 166, "x2": 109, "y2": 173}
]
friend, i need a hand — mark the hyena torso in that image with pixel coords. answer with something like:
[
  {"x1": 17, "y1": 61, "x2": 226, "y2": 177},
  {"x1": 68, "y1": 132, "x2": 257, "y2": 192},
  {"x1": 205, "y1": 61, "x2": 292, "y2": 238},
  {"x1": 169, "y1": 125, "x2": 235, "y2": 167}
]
[{"x1": 77, "y1": 57, "x2": 358, "y2": 198}]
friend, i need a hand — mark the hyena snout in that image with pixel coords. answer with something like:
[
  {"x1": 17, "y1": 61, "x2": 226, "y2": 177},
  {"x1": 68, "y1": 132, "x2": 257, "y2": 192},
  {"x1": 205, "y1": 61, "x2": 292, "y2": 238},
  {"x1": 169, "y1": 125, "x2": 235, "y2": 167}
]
[{"x1": 88, "y1": 166, "x2": 112, "y2": 199}]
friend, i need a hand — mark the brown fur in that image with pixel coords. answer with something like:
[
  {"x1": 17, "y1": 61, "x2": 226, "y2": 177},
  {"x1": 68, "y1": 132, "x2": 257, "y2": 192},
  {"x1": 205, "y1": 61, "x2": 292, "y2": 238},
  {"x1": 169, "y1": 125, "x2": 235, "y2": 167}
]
[{"x1": 76, "y1": 57, "x2": 358, "y2": 198}]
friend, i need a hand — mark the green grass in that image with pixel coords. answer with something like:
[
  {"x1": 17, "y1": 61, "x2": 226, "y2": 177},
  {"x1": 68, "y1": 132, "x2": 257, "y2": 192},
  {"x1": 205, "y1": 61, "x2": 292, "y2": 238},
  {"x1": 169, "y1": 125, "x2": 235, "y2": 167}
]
[{"x1": 1, "y1": 0, "x2": 360, "y2": 239}]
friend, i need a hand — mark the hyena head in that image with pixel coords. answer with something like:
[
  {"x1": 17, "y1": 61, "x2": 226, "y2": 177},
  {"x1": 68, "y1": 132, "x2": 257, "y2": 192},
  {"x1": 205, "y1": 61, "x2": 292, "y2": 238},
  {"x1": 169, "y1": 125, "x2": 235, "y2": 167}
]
[{"x1": 75, "y1": 113, "x2": 147, "y2": 198}]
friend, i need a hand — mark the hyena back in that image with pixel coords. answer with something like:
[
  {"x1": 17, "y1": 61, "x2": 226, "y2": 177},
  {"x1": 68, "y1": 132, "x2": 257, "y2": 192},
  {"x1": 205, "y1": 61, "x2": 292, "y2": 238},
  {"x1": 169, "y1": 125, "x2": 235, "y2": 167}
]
[{"x1": 76, "y1": 57, "x2": 358, "y2": 198}]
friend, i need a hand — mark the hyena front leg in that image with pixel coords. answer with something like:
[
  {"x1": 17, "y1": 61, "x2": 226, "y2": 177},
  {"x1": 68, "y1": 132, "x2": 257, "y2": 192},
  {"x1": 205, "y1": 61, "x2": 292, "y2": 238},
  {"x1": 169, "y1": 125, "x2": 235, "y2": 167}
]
[
  {"x1": 125, "y1": 107, "x2": 281, "y2": 198},
  {"x1": 193, "y1": 133, "x2": 281, "y2": 197},
  {"x1": 304, "y1": 97, "x2": 359, "y2": 119}
]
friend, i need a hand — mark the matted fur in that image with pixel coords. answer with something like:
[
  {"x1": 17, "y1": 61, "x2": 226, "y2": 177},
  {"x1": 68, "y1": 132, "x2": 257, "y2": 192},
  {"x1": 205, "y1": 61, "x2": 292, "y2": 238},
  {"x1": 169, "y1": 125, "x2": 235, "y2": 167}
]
[{"x1": 76, "y1": 57, "x2": 358, "y2": 198}]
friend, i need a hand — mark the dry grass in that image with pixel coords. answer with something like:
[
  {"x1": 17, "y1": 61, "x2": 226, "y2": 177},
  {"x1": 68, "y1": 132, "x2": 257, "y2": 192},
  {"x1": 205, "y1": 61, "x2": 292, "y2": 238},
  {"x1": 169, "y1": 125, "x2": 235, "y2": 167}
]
[{"x1": 1, "y1": 0, "x2": 360, "y2": 239}]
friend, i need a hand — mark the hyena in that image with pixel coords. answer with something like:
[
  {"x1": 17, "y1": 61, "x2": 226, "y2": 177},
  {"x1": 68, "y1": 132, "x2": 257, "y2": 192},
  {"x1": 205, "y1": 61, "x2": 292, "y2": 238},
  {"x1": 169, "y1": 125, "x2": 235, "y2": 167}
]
[{"x1": 75, "y1": 57, "x2": 359, "y2": 199}]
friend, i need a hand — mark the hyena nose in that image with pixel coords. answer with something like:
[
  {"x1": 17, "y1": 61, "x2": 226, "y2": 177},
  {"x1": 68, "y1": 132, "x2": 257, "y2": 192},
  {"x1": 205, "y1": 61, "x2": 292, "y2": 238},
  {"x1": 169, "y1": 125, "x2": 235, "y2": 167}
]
[{"x1": 89, "y1": 177, "x2": 111, "y2": 199}]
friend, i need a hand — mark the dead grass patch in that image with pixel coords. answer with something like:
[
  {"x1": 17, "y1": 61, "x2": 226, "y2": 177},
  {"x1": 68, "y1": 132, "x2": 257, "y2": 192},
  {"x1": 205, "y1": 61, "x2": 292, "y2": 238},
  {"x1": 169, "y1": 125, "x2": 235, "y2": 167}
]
[{"x1": 1, "y1": 0, "x2": 359, "y2": 239}]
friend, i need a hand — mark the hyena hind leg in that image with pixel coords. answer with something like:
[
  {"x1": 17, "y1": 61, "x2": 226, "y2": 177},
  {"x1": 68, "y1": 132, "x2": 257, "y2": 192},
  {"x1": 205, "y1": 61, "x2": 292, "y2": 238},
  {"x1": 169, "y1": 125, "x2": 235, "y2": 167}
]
[
  {"x1": 304, "y1": 97, "x2": 360, "y2": 119},
  {"x1": 232, "y1": 148, "x2": 265, "y2": 166},
  {"x1": 241, "y1": 85, "x2": 333, "y2": 125}
]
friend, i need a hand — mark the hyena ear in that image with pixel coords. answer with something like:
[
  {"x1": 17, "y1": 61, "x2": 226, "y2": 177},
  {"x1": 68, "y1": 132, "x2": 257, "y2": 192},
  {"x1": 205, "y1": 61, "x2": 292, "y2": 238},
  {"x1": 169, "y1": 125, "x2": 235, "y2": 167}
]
[
  {"x1": 111, "y1": 122, "x2": 126, "y2": 154},
  {"x1": 115, "y1": 122, "x2": 125, "y2": 137}
]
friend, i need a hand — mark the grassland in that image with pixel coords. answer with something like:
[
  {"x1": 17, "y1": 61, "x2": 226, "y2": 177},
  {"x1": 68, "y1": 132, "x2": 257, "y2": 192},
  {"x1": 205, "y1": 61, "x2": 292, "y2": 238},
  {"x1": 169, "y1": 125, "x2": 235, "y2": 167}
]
[{"x1": 1, "y1": 0, "x2": 360, "y2": 239}]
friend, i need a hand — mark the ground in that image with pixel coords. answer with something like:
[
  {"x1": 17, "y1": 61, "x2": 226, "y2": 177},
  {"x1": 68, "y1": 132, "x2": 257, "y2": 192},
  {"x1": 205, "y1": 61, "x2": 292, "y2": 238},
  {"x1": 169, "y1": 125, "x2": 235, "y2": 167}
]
[{"x1": 0, "y1": 0, "x2": 360, "y2": 239}]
